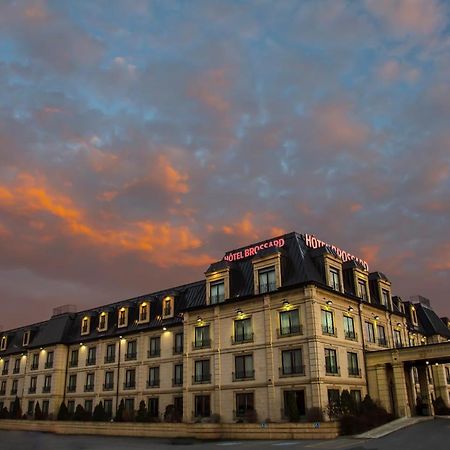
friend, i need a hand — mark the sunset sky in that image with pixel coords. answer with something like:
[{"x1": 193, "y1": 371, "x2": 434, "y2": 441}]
[{"x1": 0, "y1": 0, "x2": 449, "y2": 329}]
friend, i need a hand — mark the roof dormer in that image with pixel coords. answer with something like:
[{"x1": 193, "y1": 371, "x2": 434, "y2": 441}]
[
  {"x1": 117, "y1": 306, "x2": 129, "y2": 328},
  {"x1": 205, "y1": 260, "x2": 231, "y2": 305},
  {"x1": 0, "y1": 335, "x2": 7, "y2": 351},
  {"x1": 369, "y1": 272, "x2": 392, "y2": 310},
  {"x1": 81, "y1": 315, "x2": 91, "y2": 336},
  {"x1": 162, "y1": 295, "x2": 174, "y2": 319},
  {"x1": 343, "y1": 260, "x2": 370, "y2": 302},
  {"x1": 97, "y1": 311, "x2": 108, "y2": 332},
  {"x1": 252, "y1": 247, "x2": 283, "y2": 295},
  {"x1": 138, "y1": 301, "x2": 150, "y2": 323}
]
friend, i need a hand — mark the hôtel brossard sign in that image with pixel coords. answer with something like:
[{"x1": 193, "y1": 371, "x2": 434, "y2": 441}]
[
  {"x1": 303, "y1": 233, "x2": 369, "y2": 271},
  {"x1": 223, "y1": 237, "x2": 285, "y2": 262}
]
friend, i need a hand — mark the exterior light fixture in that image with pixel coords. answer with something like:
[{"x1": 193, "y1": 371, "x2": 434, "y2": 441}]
[
  {"x1": 426, "y1": 361, "x2": 429, "y2": 365},
  {"x1": 434, "y1": 363, "x2": 439, "y2": 366},
  {"x1": 163, "y1": 327, "x2": 167, "y2": 331},
  {"x1": 79, "y1": 343, "x2": 83, "y2": 346},
  {"x1": 40, "y1": 347, "x2": 44, "y2": 351},
  {"x1": 119, "y1": 336, "x2": 123, "y2": 340},
  {"x1": 282, "y1": 300, "x2": 290, "y2": 307},
  {"x1": 326, "y1": 300, "x2": 333, "y2": 306},
  {"x1": 196, "y1": 316, "x2": 202, "y2": 323},
  {"x1": 236, "y1": 308, "x2": 243, "y2": 315},
  {"x1": 396, "y1": 322, "x2": 402, "y2": 327},
  {"x1": 374, "y1": 315, "x2": 380, "y2": 320},
  {"x1": 348, "y1": 306, "x2": 354, "y2": 312}
]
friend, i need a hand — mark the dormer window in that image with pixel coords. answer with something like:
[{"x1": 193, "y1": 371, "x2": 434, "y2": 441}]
[
  {"x1": 163, "y1": 296, "x2": 173, "y2": 318},
  {"x1": 381, "y1": 289, "x2": 390, "y2": 308},
  {"x1": 118, "y1": 307, "x2": 128, "y2": 328},
  {"x1": 98, "y1": 312, "x2": 108, "y2": 332},
  {"x1": 411, "y1": 306, "x2": 418, "y2": 325},
  {"x1": 23, "y1": 331, "x2": 31, "y2": 347},
  {"x1": 81, "y1": 317, "x2": 90, "y2": 335},
  {"x1": 258, "y1": 266, "x2": 276, "y2": 294},
  {"x1": 329, "y1": 266, "x2": 341, "y2": 291},
  {"x1": 358, "y1": 279, "x2": 368, "y2": 301},
  {"x1": 0, "y1": 336, "x2": 7, "y2": 351},
  {"x1": 210, "y1": 281, "x2": 225, "y2": 304},
  {"x1": 139, "y1": 302, "x2": 149, "y2": 323}
]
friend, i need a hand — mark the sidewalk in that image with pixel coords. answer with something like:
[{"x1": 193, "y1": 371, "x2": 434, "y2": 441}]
[{"x1": 354, "y1": 416, "x2": 433, "y2": 439}]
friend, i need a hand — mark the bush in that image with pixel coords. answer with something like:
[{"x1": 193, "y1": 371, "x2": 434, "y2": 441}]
[
  {"x1": 73, "y1": 404, "x2": 89, "y2": 421},
  {"x1": 433, "y1": 396, "x2": 450, "y2": 415},
  {"x1": 57, "y1": 402, "x2": 70, "y2": 421},
  {"x1": 306, "y1": 407, "x2": 324, "y2": 422},
  {"x1": 136, "y1": 401, "x2": 148, "y2": 423},
  {"x1": 93, "y1": 402, "x2": 107, "y2": 421},
  {"x1": 163, "y1": 404, "x2": 180, "y2": 423},
  {"x1": 114, "y1": 400, "x2": 125, "y2": 422},
  {"x1": 10, "y1": 396, "x2": 22, "y2": 419},
  {"x1": 0, "y1": 407, "x2": 9, "y2": 420}
]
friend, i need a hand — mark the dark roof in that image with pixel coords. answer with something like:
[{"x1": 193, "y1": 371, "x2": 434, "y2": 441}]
[{"x1": 416, "y1": 303, "x2": 450, "y2": 338}]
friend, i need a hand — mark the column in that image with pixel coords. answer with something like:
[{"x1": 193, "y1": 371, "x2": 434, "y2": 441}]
[
  {"x1": 431, "y1": 364, "x2": 450, "y2": 407},
  {"x1": 417, "y1": 365, "x2": 434, "y2": 416},
  {"x1": 392, "y1": 363, "x2": 411, "y2": 417},
  {"x1": 374, "y1": 364, "x2": 391, "y2": 413}
]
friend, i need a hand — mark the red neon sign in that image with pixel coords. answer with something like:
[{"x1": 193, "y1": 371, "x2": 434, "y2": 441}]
[{"x1": 223, "y1": 237, "x2": 285, "y2": 262}]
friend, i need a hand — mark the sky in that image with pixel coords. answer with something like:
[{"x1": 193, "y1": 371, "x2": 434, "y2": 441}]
[{"x1": 0, "y1": 0, "x2": 449, "y2": 330}]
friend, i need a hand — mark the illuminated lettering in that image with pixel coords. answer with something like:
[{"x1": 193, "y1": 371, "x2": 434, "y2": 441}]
[{"x1": 223, "y1": 237, "x2": 285, "y2": 262}]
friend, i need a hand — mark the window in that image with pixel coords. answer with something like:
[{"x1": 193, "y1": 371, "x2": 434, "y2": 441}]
[
  {"x1": 124, "y1": 398, "x2": 134, "y2": 412},
  {"x1": 43, "y1": 375, "x2": 52, "y2": 393},
  {"x1": 29, "y1": 376, "x2": 37, "y2": 394},
  {"x1": 148, "y1": 367, "x2": 160, "y2": 388},
  {"x1": 0, "y1": 336, "x2": 7, "y2": 351},
  {"x1": 104, "y1": 371, "x2": 114, "y2": 390},
  {"x1": 163, "y1": 297, "x2": 172, "y2": 317},
  {"x1": 347, "y1": 352, "x2": 360, "y2": 376},
  {"x1": 283, "y1": 391, "x2": 306, "y2": 417},
  {"x1": 350, "y1": 390, "x2": 362, "y2": 404},
  {"x1": 174, "y1": 396, "x2": 183, "y2": 418},
  {"x1": 381, "y1": 289, "x2": 390, "y2": 308},
  {"x1": 86, "y1": 347, "x2": 97, "y2": 365},
  {"x1": 139, "y1": 302, "x2": 149, "y2": 322},
  {"x1": 81, "y1": 316, "x2": 90, "y2": 335},
  {"x1": 126, "y1": 340, "x2": 137, "y2": 360},
  {"x1": 236, "y1": 393, "x2": 254, "y2": 417},
  {"x1": 1, "y1": 359, "x2": 8, "y2": 375},
  {"x1": 279, "y1": 310, "x2": 301, "y2": 336},
  {"x1": 84, "y1": 400, "x2": 93, "y2": 414},
  {"x1": 358, "y1": 279, "x2": 368, "y2": 301},
  {"x1": 234, "y1": 354, "x2": 254, "y2": 380},
  {"x1": 13, "y1": 358, "x2": 20, "y2": 374},
  {"x1": 281, "y1": 349, "x2": 304, "y2": 376},
  {"x1": 104, "y1": 399, "x2": 113, "y2": 418},
  {"x1": 42, "y1": 400, "x2": 49, "y2": 417},
  {"x1": 377, "y1": 325, "x2": 387, "y2": 346},
  {"x1": 67, "y1": 401, "x2": 75, "y2": 415},
  {"x1": 322, "y1": 310, "x2": 335, "y2": 335},
  {"x1": 148, "y1": 397, "x2": 159, "y2": 418},
  {"x1": 210, "y1": 281, "x2": 225, "y2": 304},
  {"x1": 23, "y1": 331, "x2": 31, "y2": 347},
  {"x1": 31, "y1": 353, "x2": 39, "y2": 370},
  {"x1": 327, "y1": 389, "x2": 340, "y2": 412},
  {"x1": 258, "y1": 267, "x2": 276, "y2": 293},
  {"x1": 194, "y1": 360, "x2": 210, "y2": 383},
  {"x1": 343, "y1": 316, "x2": 356, "y2": 340},
  {"x1": 173, "y1": 364, "x2": 183, "y2": 386},
  {"x1": 70, "y1": 349, "x2": 79, "y2": 367},
  {"x1": 45, "y1": 351, "x2": 54, "y2": 369},
  {"x1": 329, "y1": 267, "x2": 341, "y2": 291},
  {"x1": 325, "y1": 348, "x2": 339, "y2": 374},
  {"x1": 174, "y1": 333, "x2": 183, "y2": 354},
  {"x1": 194, "y1": 395, "x2": 210, "y2": 417},
  {"x1": 98, "y1": 312, "x2": 108, "y2": 331},
  {"x1": 118, "y1": 307, "x2": 128, "y2": 328},
  {"x1": 365, "y1": 322, "x2": 375, "y2": 343},
  {"x1": 148, "y1": 337, "x2": 160, "y2": 357},
  {"x1": 27, "y1": 401, "x2": 35, "y2": 416},
  {"x1": 411, "y1": 306, "x2": 418, "y2": 325},
  {"x1": 446, "y1": 367, "x2": 450, "y2": 385},
  {"x1": 85, "y1": 373, "x2": 95, "y2": 391},
  {"x1": 194, "y1": 325, "x2": 210, "y2": 349},
  {"x1": 0, "y1": 380, "x2": 5, "y2": 395},
  {"x1": 124, "y1": 369, "x2": 136, "y2": 389},
  {"x1": 105, "y1": 344, "x2": 115, "y2": 363},
  {"x1": 394, "y1": 330, "x2": 402, "y2": 348},
  {"x1": 68, "y1": 374, "x2": 77, "y2": 392},
  {"x1": 234, "y1": 318, "x2": 253, "y2": 343},
  {"x1": 11, "y1": 379, "x2": 18, "y2": 395}
]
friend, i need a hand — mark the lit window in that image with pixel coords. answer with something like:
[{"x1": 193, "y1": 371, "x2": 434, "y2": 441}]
[
  {"x1": 194, "y1": 326, "x2": 210, "y2": 349},
  {"x1": 343, "y1": 316, "x2": 356, "y2": 340},
  {"x1": 394, "y1": 330, "x2": 402, "y2": 348},
  {"x1": 210, "y1": 281, "x2": 225, "y2": 304},
  {"x1": 81, "y1": 317, "x2": 90, "y2": 335},
  {"x1": 118, "y1": 307, "x2": 128, "y2": 328},
  {"x1": 163, "y1": 298, "x2": 172, "y2": 317},
  {"x1": 279, "y1": 310, "x2": 301, "y2": 336},
  {"x1": 98, "y1": 312, "x2": 108, "y2": 331},
  {"x1": 139, "y1": 303, "x2": 149, "y2": 322},
  {"x1": 22, "y1": 331, "x2": 31, "y2": 347},
  {"x1": 0, "y1": 336, "x2": 7, "y2": 351},
  {"x1": 325, "y1": 348, "x2": 339, "y2": 374},
  {"x1": 234, "y1": 318, "x2": 253, "y2": 343},
  {"x1": 329, "y1": 267, "x2": 341, "y2": 291},
  {"x1": 365, "y1": 322, "x2": 375, "y2": 343},
  {"x1": 258, "y1": 267, "x2": 276, "y2": 293},
  {"x1": 321, "y1": 310, "x2": 335, "y2": 335}
]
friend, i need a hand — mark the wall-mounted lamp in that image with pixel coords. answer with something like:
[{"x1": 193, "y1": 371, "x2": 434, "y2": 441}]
[
  {"x1": 426, "y1": 361, "x2": 429, "y2": 365},
  {"x1": 374, "y1": 315, "x2": 380, "y2": 320},
  {"x1": 396, "y1": 322, "x2": 402, "y2": 327},
  {"x1": 162, "y1": 327, "x2": 167, "y2": 331},
  {"x1": 196, "y1": 316, "x2": 202, "y2": 323},
  {"x1": 235, "y1": 308, "x2": 243, "y2": 315},
  {"x1": 326, "y1": 300, "x2": 333, "y2": 306},
  {"x1": 282, "y1": 300, "x2": 290, "y2": 307},
  {"x1": 79, "y1": 343, "x2": 83, "y2": 346},
  {"x1": 348, "y1": 306, "x2": 354, "y2": 312},
  {"x1": 434, "y1": 363, "x2": 439, "y2": 366}
]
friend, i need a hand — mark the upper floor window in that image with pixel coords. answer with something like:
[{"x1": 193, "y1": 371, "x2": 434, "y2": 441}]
[
  {"x1": 321, "y1": 309, "x2": 336, "y2": 336},
  {"x1": 234, "y1": 354, "x2": 254, "y2": 380},
  {"x1": 343, "y1": 315, "x2": 356, "y2": 340},
  {"x1": 377, "y1": 325, "x2": 387, "y2": 346},
  {"x1": 329, "y1": 267, "x2": 341, "y2": 291},
  {"x1": 194, "y1": 325, "x2": 210, "y2": 349},
  {"x1": 174, "y1": 333, "x2": 183, "y2": 354},
  {"x1": 31, "y1": 353, "x2": 39, "y2": 370},
  {"x1": 325, "y1": 348, "x2": 339, "y2": 375},
  {"x1": 118, "y1": 307, "x2": 128, "y2": 328},
  {"x1": 381, "y1": 289, "x2": 390, "y2": 308},
  {"x1": 1, "y1": 359, "x2": 9, "y2": 375},
  {"x1": 86, "y1": 346, "x2": 96, "y2": 365},
  {"x1": 347, "y1": 352, "x2": 360, "y2": 376},
  {"x1": 70, "y1": 349, "x2": 79, "y2": 367},
  {"x1": 163, "y1": 297, "x2": 173, "y2": 318},
  {"x1": 411, "y1": 306, "x2": 418, "y2": 325},
  {"x1": 139, "y1": 302, "x2": 149, "y2": 322},
  {"x1": 0, "y1": 336, "x2": 7, "y2": 351},
  {"x1": 233, "y1": 318, "x2": 253, "y2": 343},
  {"x1": 281, "y1": 349, "x2": 304, "y2": 376},
  {"x1": 394, "y1": 330, "x2": 402, "y2": 348},
  {"x1": 358, "y1": 279, "x2": 368, "y2": 301},
  {"x1": 81, "y1": 316, "x2": 90, "y2": 335},
  {"x1": 126, "y1": 340, "x2": 137, "y2": 360},
  {"x1": 13, "y1": 358, "x2": 20, "y2": 374},
  {"x1": 194, "y1": 359, "x2": 211, "y2": 383},
  {"x1": 279, "y1": 309, "x2": 301, "y2": 336},
  {"x1": 366, "y1": 322, "x2": 375, "y2": 343},
  {"x1": 124, "y1": 369, "x2": 136, "y2": 389},
  {"x1": 45, "y1": 351, "x2": 54, "y2": 369},
  {"x1": 258, "y1": 267, "x2": 276, "y2": 294},
  {"x1": 210, "y1": 281, "x2": 225, "y2": 304},
  {"x1": 105, "y1": 344, "x2": 115, "y2": 364},
  {"x1": 148, "y1": 337, "x2": 161, "y2": 358},
  {"x1": 22, "y1": 331, "x2": 31, "y2": 347},
  {"x1": 98, "y1": 312, "x2": 108, "y2": 331}
]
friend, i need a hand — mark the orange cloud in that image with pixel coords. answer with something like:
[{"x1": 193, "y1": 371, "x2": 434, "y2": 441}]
[
  {"x1": 350, "y1": 203, "x2": 362, "y2": 213},
  {"x1": 155, "y1": 154, "x2": 189, "y2": 195},
  {"x1": 359, "y1": 244, "x2": 380, "y2": 265}
]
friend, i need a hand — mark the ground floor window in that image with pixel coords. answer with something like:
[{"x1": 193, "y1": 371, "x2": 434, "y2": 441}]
[
  {"x1": 174, "y1": 396, "x2": 183, "y2": 418},
  {"x1": 327, "y1": 389, "x2": 340, "y2": 418},
  {"x1": 194, "y1": 395, "x2": 210, "y2": 417},
  {"x1": 283, "y1": 390, "x2": 306, "y2": 420},
  {"x1": 350, "y1": 389, "x2": 362, "y2": 404},
  {"x1": 125, "y1": 398, "x2": 135, "y2": 412},
  {"x1": 148, "y1": 397, "x2": 159, "y2": 418},
  {"x1": 42, "y1": 400, "x2": 49, "y2": 417},
  {"x1": 235, "y1": 392, "x2": 254, "y2": 418},
  {"x1": 84, "y1": 399, "x2": 93, "y2": 414},
  {"x1": 67, "y1": 400, "x2": 75, "y2": 415},
  {"x1": 27, "y1": 401, "x2": 34, "y2": 416},
  {"x1": 104, "y1": 399, "x2": 113, "y2": 418}
]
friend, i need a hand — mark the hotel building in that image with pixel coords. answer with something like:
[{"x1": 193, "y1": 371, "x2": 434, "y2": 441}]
[{"x1": 0, "y1": 232, "x2": 449, "y2": 422}]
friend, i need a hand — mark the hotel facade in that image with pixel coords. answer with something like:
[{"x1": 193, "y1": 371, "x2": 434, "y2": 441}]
[{"x1": 1, "y1": 232, "x2": 449, "y2": 422}]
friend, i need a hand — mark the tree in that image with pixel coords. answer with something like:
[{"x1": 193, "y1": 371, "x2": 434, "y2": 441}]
[
  {"x1": 136, "y1": 400, "x2": 148, "y2": 422},
  {"x1": 57, "y1": 401, "x2": 70, "y2": 421},
  {"x1": 73, "y1": 404, "x2": 87, "y2": 421},
  {"x1": 92, "y1": 402, "x2": 107, "y2": 422},
  {"x1": 10, "y1": 396, "x2": 22, "y2": 419},
  {"x1": 114, "y1": 399, "x2": 125, "y2": 422},
  {"x1": 34, "y1": 402, "x2": 43, "y2": 420},
  {"x1": 340, "y1": 390, "x2": 357, "y2": 416}
]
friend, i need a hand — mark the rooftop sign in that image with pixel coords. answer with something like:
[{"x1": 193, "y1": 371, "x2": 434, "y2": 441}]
[
  {"x1": 303, "y1": 233, "x2": 369, "y2": 271},
  {"x1": 223, "y1": 237, "x2": 285, "y2": 262}
]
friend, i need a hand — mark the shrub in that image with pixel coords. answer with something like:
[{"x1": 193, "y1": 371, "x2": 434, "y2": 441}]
[
  {"x1": 73, "y1": 404, "x2": 88, "y2": 421},
  {"x1": 0, "y1": 407, "x2": 9, "y2": 420},
  {"x1": 93, "y1": 402, "x2": 107, "y2": 422},
  {"x1": 114, "y1": 400, "x2": 125, "y2": 422},
  {"x1": 136, "y1": 401, "x2": 148, "y2": 423},
  {"x1": 57, "y1": 402, "x2": 70, "y2": 421},
  {"x1": 10, "y1": 396, "x2": 22, "y2": 419},
  {"x1": 34, "y1": 402, "x2": 43, "y2": 420},
  {"x1": 306, "y1": 407, "x2": 324, "y2": 422},
  {"x1": 164, "y1": 404, "x2": 180, "y2": 423}
]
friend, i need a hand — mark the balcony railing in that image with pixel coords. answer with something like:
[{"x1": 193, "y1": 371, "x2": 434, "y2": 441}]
[
  {"x1": 172, "y1": 377, "x2": 183, "y2": 387},
  {"x1": 344, "y1": 331, "x2": 357, "y2": 341},
  {"x1": 173, "y1": 346, "x2": 183, "y2": 355},
  {"x1": 232, "y1": 370, "x2": 255, "y2": 381},
  {"x1": 146, "y1": 379, "x2": 160, "y2": 388},
  {"x1": 123, "y1": 381, "x2": 136, "y2": 390},
  {"x1": 84, "y1": 384, "x2": 94, "y2": 392},
  {"x1": 231, "y1": 333, "x2": 254, "y2": 345},
  {"x1": 279, "y1": 365, "x2": 305, "y2": 377},
  {"x1": 322, "y1": 325, "x2": 337, "y2": 336},
  {"x1": 192, "y1": 339, "x2": 211, "y2": 350},
  {"x1": 394, "y1": 342, "x2": 403, "y2": 349},
  {"x1": 277, "y1": 324, "x2": 303, "y2": 338},
  {"x1": 325, "y1": 365, "x2": 340, "y2": 376},
  {"x1": 31, "y1": 364, "x2": 38, "y2": 371},
  {"x1": 258, "y1": 282, "x2": 277, "y2": 294},
  {"x1": 147, "y1": 349, "x2": 160, "y2": 358},
  {"x1": 104, "y1": 355, "x2": 115, "y2": 364},
  {"x1": 0, "y1": 389, "x2": 5, "y2": 396},
  {"x1": 28, "y1": 386, "x2": 36, "y2": 394},
  {"x1": 125, "y1": 352, "x2": 137, "y2": 361},
  {"x1": 348, "y1": 368, "x2": 362, "y2": 377},
  {"x1": 86, "y1": 358, "x2": 96, "y2": 366},
  {"x1": 69, "y1": 360, "x2": 78, "y2": 368},
  {"x1": 103, "y1": 383, "x2": 114, "y2": 391},
  {"x1": 13, "y1": 367, "x2": 20, "y2": 374},
  {"x1": 42, "y1": 386, "x2": 51, "y2": 393},
  {"x1": 378, "y1": 338, "x2": 388, "y2": 347},
  {"x1": 1, "y1": 369, "x2": 8, "y2": 375},
  {"x1": 10, "y1": 388, "x2": 17, "y2": 395},
  {"x1": 192, "y1": 374, "x2": 211, "y2": 384},
  {"x1": 45, "y1": 362, "x2": 53, "y2": 369},
  {"x1": 67, "y1": 385, "x2": 76, "y2": 392}
]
